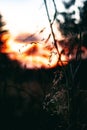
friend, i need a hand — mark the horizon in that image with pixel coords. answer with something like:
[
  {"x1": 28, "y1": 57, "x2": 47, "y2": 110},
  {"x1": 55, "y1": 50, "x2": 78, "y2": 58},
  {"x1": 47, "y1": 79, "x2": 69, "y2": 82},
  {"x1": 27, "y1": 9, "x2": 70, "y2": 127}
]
[{"x1": 0, "y1": 0, "x2": 87, "y2": 69}]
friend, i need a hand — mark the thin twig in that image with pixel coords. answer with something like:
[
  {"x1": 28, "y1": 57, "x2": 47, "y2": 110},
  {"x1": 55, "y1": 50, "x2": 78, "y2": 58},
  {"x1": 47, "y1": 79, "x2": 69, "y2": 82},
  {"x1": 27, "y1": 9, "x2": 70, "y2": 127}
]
[
  {"x1": 44, "y1": 0, "x2": 69, "y2": 88},
  {"x1": 52, "y1": 0, "x2": 58, "y2": 22},
  {"x1": 73, "y1": 30, "x2": 82, "y2": 78},
  {"x1": 44, "y1": 0, "x2": 58, "y2": 49}
]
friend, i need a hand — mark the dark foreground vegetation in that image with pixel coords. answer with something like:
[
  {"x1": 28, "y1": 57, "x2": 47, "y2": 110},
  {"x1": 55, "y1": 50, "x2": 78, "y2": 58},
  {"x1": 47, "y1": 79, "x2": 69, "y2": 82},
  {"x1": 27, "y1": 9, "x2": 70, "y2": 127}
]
[{"x1": 0, "y1": 53, "x2": 87, "y2": 130}]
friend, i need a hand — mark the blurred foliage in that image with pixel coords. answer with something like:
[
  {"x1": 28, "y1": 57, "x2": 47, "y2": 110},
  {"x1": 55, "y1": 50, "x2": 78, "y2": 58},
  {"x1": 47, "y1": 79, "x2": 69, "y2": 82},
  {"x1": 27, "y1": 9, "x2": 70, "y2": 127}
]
[
  {"x1": 43, "y1": 0, "x2": 87, "y2": 129},
  {"x1": 0, "y1": 13, "x2": 9, "y2": 50},
  {"x1": 43, "y1": 70, "x2": 68, "y2": 119},
  {"x1": 57, "y1": 0, "x2": 87, "y2": 37}
]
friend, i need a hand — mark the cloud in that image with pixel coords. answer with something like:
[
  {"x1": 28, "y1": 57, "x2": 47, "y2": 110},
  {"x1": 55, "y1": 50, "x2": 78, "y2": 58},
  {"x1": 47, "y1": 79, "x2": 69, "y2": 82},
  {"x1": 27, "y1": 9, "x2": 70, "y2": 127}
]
[{"x1": 14, "y1": 33, "x2": 39, "y2": 43}]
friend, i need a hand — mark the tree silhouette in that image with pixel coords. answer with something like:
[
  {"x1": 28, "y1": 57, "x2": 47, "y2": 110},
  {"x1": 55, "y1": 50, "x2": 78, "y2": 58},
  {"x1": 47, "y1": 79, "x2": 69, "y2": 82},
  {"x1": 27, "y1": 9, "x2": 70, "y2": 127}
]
[
  {"x1": 58, "y1": 0, "x2": 87, "y2": 38},
  {"x1": 43, "y1": 0, "x2": 87, "y2": 130},
  {"x1": 63, "y1": 0, "x2": 75, "y2": 9},
  {"x1": 0, "y1": 13, "x2": 8, "y2": 52},
  {"x1": 79, "y1": 0, "x2": 87, "y2": 32}
]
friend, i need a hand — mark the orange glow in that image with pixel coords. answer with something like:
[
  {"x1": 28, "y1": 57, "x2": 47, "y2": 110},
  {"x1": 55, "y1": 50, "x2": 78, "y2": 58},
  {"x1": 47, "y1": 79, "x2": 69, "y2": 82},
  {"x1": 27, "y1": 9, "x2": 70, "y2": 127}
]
[
  {"x1": 1, "y1": 34, "x2": 87, "y2": 69},
  {"x1": 1, "y1": 35, "x2": 69, "y2": 69}
]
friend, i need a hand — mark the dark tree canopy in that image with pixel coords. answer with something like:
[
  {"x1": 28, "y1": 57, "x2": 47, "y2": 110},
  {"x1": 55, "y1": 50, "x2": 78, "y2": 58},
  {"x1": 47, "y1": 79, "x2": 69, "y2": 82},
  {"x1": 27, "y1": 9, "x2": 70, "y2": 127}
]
[
  {"x1": 0, "y1": 14, "x2": 8, "y2": 34},
  {"x1": 63, "y1": 0, "x2": 75, "y2": 9},
  {"x1": 0, "y1": 13, "x2": 8, "y2": 47},
  {"x1": 80, "y1": 0, "x2": 87, "y2": 30},
  {"x1": 57, "y1": 0, "x2": 87, "y2": 37}
]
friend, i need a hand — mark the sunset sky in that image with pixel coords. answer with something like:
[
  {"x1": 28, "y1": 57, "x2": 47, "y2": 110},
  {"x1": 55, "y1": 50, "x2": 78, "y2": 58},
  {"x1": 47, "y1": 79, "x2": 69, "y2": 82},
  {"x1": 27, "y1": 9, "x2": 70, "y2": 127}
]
[
  {"x1": 0, "y1": 0, "x2": 45, "y2": 36},
  {"x1": 0, "y1": 0, "x2": 85, "y2": 37},
  {"x1": 0, "y1": 0, "x2": 75, "y2": 36},
  {"x1": 0, "y1": 0, "x2": 87, "y2": 68}
]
